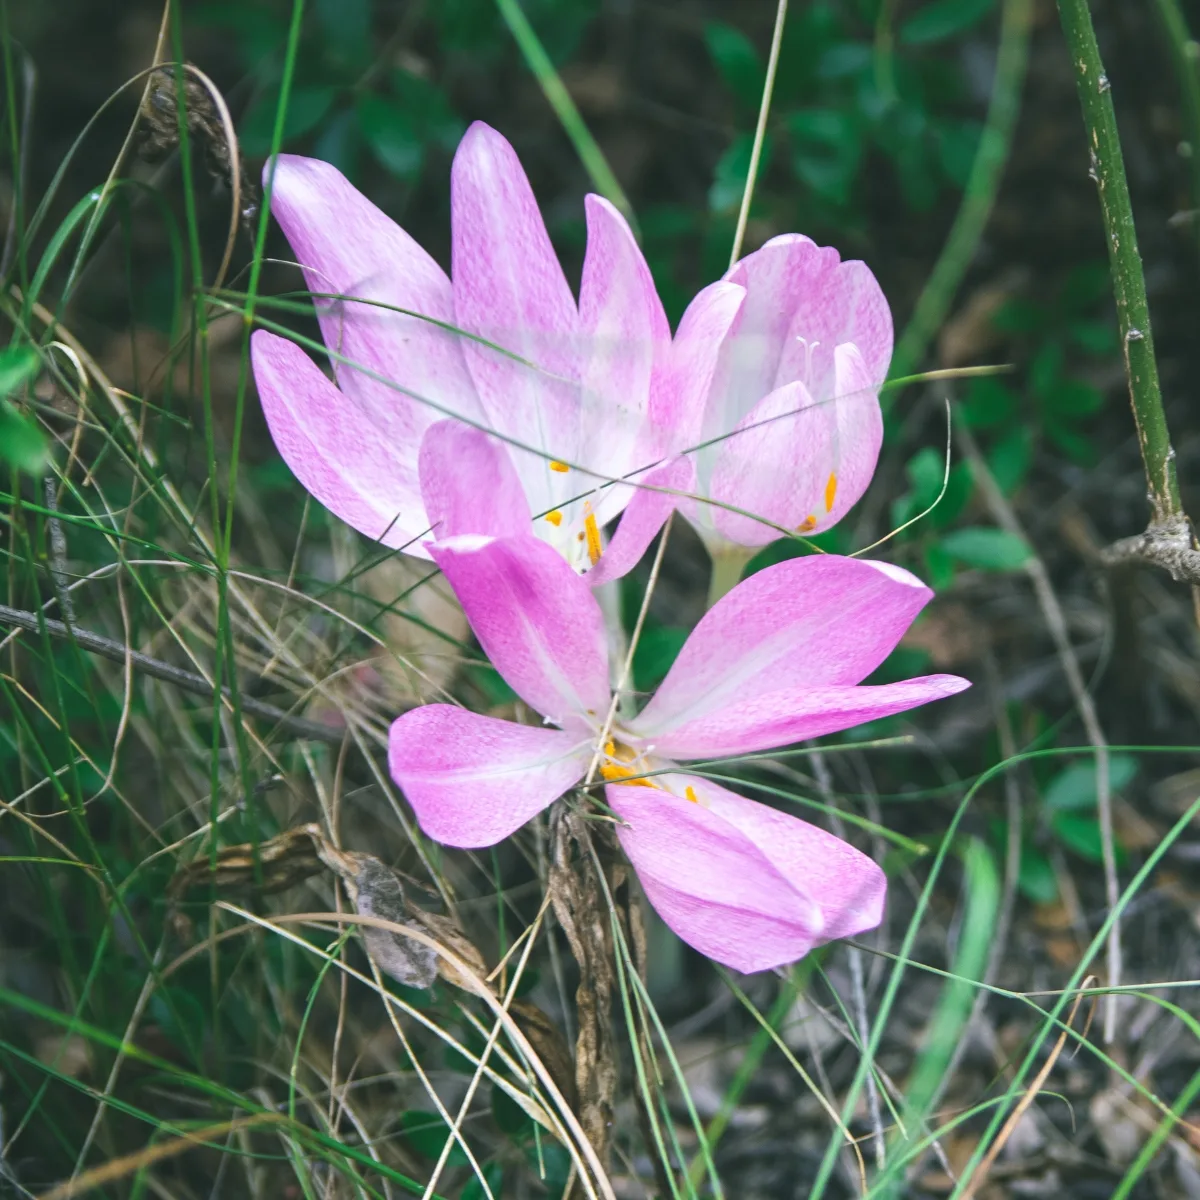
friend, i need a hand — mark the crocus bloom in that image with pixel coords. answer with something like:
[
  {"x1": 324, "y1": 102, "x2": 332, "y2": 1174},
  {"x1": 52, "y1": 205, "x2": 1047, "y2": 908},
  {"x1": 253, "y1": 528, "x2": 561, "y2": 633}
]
[
  {"x1": 250, "y1": 120, "x2": 674, "y2": 584},
  {"x1": 661, "y1": 236, "x2": 892, "y2": 554},
  {"x1": 388, "y1": 482, "x2": 969, "y2": 972}
]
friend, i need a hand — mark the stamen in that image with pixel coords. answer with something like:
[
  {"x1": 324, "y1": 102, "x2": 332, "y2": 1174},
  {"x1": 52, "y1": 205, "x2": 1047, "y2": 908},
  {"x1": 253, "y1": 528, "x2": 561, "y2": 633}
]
[
  {"x1": 584, "y1": 511, "x2": 602, "y2": 565},
  {"x1": 549, "y1": 460, "x2": 569, "y2": 473},
  {"x1": 603, "y1": 739, "x2": 615, "y2": 758},
  {"x1": 684, "y1": 785, "x2": 699, "y2": 803},
  {"x1": 599, "y1": 762, "x2": 655, "y2": 787},
  {"x1": 797, "y1": 515, "x2": 818, "y2": 533},
  {"x1": 824, "y1": 471, "x2": 838, "y2": 513},
  {"x1": 545, "y1": 509, "x2": 563, "y2": 527}
]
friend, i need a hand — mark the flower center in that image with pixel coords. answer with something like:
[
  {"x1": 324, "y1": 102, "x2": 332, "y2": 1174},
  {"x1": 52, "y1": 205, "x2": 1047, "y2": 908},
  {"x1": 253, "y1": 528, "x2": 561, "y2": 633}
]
[
  {"x1": 597, "y1": 739, "x2": 701, "y2": 803},
  {"x1": 538, "y1": 461, "x2": 604, "y2": 574}
]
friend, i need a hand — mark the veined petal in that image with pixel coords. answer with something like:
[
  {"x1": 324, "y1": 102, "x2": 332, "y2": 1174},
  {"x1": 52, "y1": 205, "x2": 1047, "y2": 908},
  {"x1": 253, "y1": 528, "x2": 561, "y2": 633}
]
[
  {"x1": 578, "y1": 196, "x2": 671, "y2": 526},
  {"x1": 419, "y1": 420, "x2": 530, "y2": 541},
  {"x1": 817, "y1": 342, "x2": 883, "y2": 534},
  {"x1": 390, "y1": 706, "x2": 588, "y2": 847},
  {"x1": 707, "y1": 379, "x2": 834, "y2": 547},
  {"x1": 640, "y1": 675, "x2": 971, "y2": 761},
  {"x1": 451, "y1": 123, "x2": 580, "y2": 516},
  {"x1": 584, "y1": 458, "x2": 694, "y2": 588},
  {"x1": 655, "y1": 280, "x2": 745, "y2": 453},
  {"x1": 266, "y1": 154, "x2": 482, "y2": 452},
  {"x1": 609, "y1": 776, "x2": 836, "y2": 973},
  {"x1": 252, "y1": 331, "x2": 427, "y2": 550},
  {"x1": 430, "y1": 534, "x2": 611, "y2": 727},
  {"x1": 632, "y1": 555, "x2": 940, "y2": 742},
  {"x1": 774, "y1": 252, "x2": 892, "y2": 393}
]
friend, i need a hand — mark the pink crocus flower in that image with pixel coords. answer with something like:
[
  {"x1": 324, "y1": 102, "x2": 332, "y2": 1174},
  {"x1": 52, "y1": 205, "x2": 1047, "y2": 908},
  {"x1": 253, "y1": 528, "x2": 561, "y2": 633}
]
[
  {"x1": 250, "y1": 120, "x2": 674, "y2": 584},
  {"x1": 661, "y1": 237, "x2": 893, "y2": 557},
  {"x1": 388, "y1": 477, "x2": 969, "y2": 972}
]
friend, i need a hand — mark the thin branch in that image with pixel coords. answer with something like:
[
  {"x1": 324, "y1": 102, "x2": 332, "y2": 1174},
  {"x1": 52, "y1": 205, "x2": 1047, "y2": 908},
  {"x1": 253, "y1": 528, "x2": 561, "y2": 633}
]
[
  {"x1": 1056, "y1": 0, "x2": 1179, "y2": 526},
  {"x1": 957, "y1": 421, "x2": 1121, "y2": 1043},
  {"x1": 0, "y1": 603, "x2": 347, "y2": 745}
]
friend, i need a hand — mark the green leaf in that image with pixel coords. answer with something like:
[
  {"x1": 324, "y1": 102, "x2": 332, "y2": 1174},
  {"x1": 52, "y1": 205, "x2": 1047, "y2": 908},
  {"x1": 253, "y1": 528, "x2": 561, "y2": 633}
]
[
  {"x1": 1043, "y1": 755, "x2": 1138, "y2": 812},
  {"x1": 462, "y1": 1164, "x2": 505, "y2": 1200},
  {"x1": 1068, "y1": 318, "x2": 1117, "y2": 354},
  {"x1": 938, "y1": 526, "x2": 1031, "y2": 571},
  {"x1": 899, "y1": 0, "x2": 995, "y2": 45},
  {"x1": 787, "y1": 108, "x2": 864, "y2": 205},
  {"x1": 935, "y1": 118, "x2": 982, "y2": 187},
  {"x1": 492, "y1": 1083, "x2": 535, "y2": 1141},
  {"x1": 1017, "y1": 845, "x2": 1059, "y2": 904},
  {"x1": 356, "y1": 93, "x2": 424, "y2": 179},
  {"x1": 0, "y1": 400, "x2": 49, "y2": 472},
  {"x1": 0, "y1": 345, "x2": 40, "y2": 395},
  {"x1": 961, "y1": 376, "x2": 1017, "y2": 431},
  {"x1": 930, "y1": 462, "x2": 975, "y2": 530},
  {"x1": 709, "y1": 132, "x2": 772, "y2": 213},
  {"x1": 1029, "y1": 341, "x2": 1064, "y2": 398},
  {"x1": 1046, "y1": 378, "x2": 1104, "y2": 417},
  {"x1": 1051, "y1": 812, "x2": 1127, "y2": 865},
  {"x1": 240, "y1": 84, "x2": 338, "y2": 155},
  {"x1": 987, "y1": 426, "x2": 1031, "y2": 495},
  {"x1": 399, "y1": 1110, "x2": 470, "y2": 1166},
  {"x1": 704, "y1": 21, "x2": 765, "y2": 109},
  {"x1": 921, "y1": 539, "x2": 956, "y2": 590},
  {"x1": 633, "y1": 624, "x2": 688, "y2": 692}
]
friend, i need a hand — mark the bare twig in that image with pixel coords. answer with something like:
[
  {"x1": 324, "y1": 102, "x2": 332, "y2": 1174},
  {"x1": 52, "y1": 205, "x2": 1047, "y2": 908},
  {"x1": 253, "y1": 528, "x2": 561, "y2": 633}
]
[
  {"x1": 0, "y1": 603, "x2": 347, "y2": 745},
  {"x1": 1056, "y1": 0, "x2": 1199, "y2": 595},
  {"x1": 957, "y1": 421, "x2": 1121, "y2": 1043}
]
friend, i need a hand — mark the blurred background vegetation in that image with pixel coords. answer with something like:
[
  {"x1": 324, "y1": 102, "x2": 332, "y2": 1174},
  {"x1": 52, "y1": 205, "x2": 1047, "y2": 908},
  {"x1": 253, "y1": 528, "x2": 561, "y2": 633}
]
[{"x1": 3, "y1": 0, "x2": 1200, "y2": 1195}]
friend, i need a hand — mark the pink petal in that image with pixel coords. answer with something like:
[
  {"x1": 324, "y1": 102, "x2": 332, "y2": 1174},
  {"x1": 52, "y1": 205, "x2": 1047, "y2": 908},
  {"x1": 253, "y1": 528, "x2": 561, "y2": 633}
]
[
  {"x1": 389, "y1": 706, "x2": 588, "y2": 847},
  {"x1": 578, "y1": 196, "x2": 671, "y2": 526},
  {"x1": 720, "y1": 235, "x2": 892, "y2": 418},
  {"x1": 693, "y1": 777, "x2": 886, "y2": 945},
  {"x1": 584, "y1": 458, "x2": 695, "y2": 588},
  {"x1": 429, "y1": 534, "x2": 611, "y2": 728},
  {"x1": 418, "y1": 420, "x2": 530, "y2": 541},
  {"x1": 638, "y1": 675, "x2": 971, "y2": 761},
  {"x1": 707, "y1": 379, "x2": 834, "y2": 546},
  {"x1": 266, "y1": 154, "x2": 483, "y2": 456},
  {"x1": 654, "y1": 281, "x2": 745, "y2": 451},
  {"x1": 631, "y1": 555, "x2": 960, "y2": 750},
  {"x1": 450, "y1": 123, "x2": 580, "y2": 517},
  {"x1": 816, "y1": 342, "x2": 883, "y2": 534},
  {"x1": 252, "y1": 331, "x2": 427, "y2": 550},
  {"x1": 609, "y1": 774, "x2": 875, "y2": 972}
]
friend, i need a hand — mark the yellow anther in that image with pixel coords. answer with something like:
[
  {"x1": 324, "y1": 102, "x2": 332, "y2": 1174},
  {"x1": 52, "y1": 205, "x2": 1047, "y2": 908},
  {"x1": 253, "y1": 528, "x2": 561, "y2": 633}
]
[
  {"x1": 584, "y1": 511, "x2": 602, "y2": 566},
  {"x1": 684, "y1": 785, "x2": 699, "y2": 804},
  {"x1": 544, "y1": 509, "x2": 563, "y2": 527},
  {"x1": 797, "y1": 515, "x2": 818, "y2": 533},
  {"x1": 603, "y1": 739, "x2": 616, "y2": 758},
  {"x1": 824, "y1": 471, "x2": 838, "y2": 513},
  {"x1": 549, "y1": 460, "x2": 569, "y2": 473}
]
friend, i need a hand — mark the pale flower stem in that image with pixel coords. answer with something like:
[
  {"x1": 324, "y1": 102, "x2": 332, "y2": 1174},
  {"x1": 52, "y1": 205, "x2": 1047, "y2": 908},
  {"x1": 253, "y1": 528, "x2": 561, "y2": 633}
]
[
  {"x1": 706, "y1": 543, "x2": 755, "y2": 610},
  {"x1": 728, "y1": 0, "x2": 789, "y2": 268}
]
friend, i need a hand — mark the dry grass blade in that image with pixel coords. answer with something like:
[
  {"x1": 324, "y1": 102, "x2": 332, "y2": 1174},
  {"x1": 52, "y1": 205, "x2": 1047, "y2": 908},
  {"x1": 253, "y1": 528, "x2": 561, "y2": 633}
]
[
  {"x1": 216, "y1": 904, "x2": 619, "y2": 1200},
  {"x1": 958, "y1": 977, "x2": 1097, "y2": 1199},
  {"x1": 36, "y1": 1114, "x2": 285, "y2": 1200}
]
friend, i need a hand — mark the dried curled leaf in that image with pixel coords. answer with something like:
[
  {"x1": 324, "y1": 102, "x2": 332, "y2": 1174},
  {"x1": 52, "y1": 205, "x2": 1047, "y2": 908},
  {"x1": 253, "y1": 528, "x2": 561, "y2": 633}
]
[{"x1": 312, "y1": 842, "x2": 441, "y2": 990}]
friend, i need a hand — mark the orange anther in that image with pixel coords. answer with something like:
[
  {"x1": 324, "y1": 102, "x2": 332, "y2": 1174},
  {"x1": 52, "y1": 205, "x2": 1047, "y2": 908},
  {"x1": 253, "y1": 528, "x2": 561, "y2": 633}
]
[
  {"x1": 798, "y1": 515, "x2": 818, "y2": 533},
  {"x1": 584, "y1": 511, "x2": 602, "y2": 565},
  {"x1": 824, "y1": 472, "x2": 838, "y2": 513},
  {"x1": 545, "y1": 510, "x2": 563, "y2": 527},
  {"x1": 549, "y1": 460, "x2": 569, "y2": 473}
]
